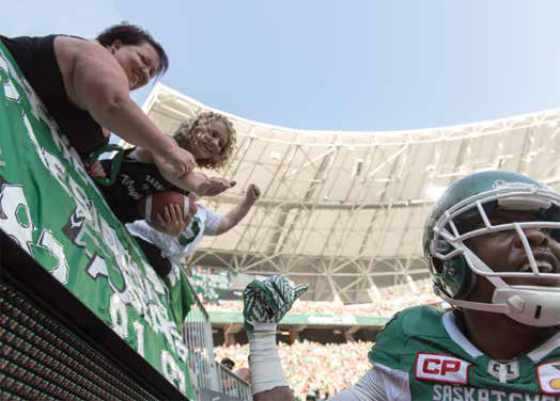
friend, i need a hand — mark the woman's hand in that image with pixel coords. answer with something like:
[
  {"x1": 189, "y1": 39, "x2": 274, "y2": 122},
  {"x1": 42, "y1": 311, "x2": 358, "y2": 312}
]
[
  {"x1": 153, "y1": 145, "x2": 197, "y2": 181},
  {"x1": 152, "y1": 204, "x2": 190, "y2": 236},
  {"x1": 198, "y1": 177, "x2": 236, "y2": 197}
]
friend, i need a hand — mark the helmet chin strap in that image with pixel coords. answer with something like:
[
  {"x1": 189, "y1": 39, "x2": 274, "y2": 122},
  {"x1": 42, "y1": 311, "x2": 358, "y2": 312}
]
[
  {"x1": 445, "y1": 249, "x2": 560, "y2": 327},
  {"x1": 493, "y1": 286, "x2": 560, "y2": 327},
  {"x1": 441, "y1": 287, "x2": 560, "y2": 327}
]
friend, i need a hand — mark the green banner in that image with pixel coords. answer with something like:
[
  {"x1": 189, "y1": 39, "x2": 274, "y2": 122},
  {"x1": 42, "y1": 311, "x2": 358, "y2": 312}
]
[{"x1": 0, "y1": 43, "x2": 194, "y2": 398}]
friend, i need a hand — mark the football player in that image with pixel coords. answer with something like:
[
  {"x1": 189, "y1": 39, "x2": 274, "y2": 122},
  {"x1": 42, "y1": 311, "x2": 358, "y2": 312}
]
[{"x1": 242, "y1": 170, "x2": 560, "y2": 400}]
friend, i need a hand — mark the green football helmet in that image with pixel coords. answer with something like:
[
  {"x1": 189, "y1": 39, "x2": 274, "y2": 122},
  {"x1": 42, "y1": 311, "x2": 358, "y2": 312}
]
[{"x1": 423, "y1": 170, "x2": 560, "y2": 327}]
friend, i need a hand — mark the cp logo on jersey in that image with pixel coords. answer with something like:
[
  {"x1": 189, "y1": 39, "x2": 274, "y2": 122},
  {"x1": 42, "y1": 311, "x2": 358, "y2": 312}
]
[
  {"x1": 537, "y1": 361, "x2": 560, "y2": 394},
  {"x1": 415, "y1": 353, "x2": 470, "y2": 384}
]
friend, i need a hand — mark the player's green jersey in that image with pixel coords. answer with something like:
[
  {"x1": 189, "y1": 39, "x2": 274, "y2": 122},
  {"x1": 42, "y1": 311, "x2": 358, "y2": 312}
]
[{"x1": 368, "y1": 306, "x2": 560, "y2": 401}]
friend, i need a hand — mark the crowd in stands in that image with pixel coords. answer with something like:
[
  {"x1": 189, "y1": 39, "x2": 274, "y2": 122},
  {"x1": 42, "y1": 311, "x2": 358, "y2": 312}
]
[
  {"x1": 204, "y1": 278, "x2": 441, "y2": 318},
  {"x1": 215, "y1": 340, "x2": 373, "y2": 400}
]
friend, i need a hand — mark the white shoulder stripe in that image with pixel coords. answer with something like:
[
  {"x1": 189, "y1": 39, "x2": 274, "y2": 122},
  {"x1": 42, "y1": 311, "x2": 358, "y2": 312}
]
[
  {"x1": 442, "y1": 311, "x2": 483, "y2": 358},
  {"x1": 528, "y1": 331, "x2": 560, "y2": 363}
]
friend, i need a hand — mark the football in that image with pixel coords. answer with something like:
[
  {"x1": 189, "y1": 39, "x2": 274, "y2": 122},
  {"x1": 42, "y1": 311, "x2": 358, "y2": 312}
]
[{"x1": 137, "y1": 191, "x2": 189, "y2": 223}]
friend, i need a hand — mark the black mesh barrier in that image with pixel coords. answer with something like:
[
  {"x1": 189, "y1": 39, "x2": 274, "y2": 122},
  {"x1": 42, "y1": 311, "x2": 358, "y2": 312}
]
[
  {"x1": 0, "y1": 282, "x2": 161, "y2": 401},
  {"x1": 0, "y1": 231, "x2": 190, "y2": 401}
]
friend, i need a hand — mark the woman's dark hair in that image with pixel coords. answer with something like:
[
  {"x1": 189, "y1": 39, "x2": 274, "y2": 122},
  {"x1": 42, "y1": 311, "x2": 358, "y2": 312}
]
[{"x1": 96, "y1": 23, "x2": 169, "y2": 75}]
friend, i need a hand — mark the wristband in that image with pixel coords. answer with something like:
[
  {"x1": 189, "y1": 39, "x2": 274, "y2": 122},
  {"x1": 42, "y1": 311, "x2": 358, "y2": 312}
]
[{"x1": 248, "y1": 323, "x2": 288, "y2": 394}]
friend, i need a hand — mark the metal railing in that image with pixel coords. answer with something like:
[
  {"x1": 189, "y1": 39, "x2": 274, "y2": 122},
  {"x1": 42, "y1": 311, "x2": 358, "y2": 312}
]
[
  {"x1": 216, "y1": 363, "x2": 252, "y2": 401},
  {"x1": 183, "y1": 277, "x2": 251, "y2": 401}
]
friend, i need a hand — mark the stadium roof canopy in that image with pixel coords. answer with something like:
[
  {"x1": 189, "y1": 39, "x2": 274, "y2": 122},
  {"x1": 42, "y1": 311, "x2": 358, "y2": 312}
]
[{"x1": 143, "y1": 83, "x2": 560, "y2": 303}]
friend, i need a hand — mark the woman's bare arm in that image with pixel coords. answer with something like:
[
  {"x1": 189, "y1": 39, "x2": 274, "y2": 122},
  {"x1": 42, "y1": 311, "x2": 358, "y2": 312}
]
[
  {"x1": 55, "y1": 37, "x2": 194, "y2": 177},
  {"x1": 134, "y1": 146, "x2": 233, "y2": 196}
]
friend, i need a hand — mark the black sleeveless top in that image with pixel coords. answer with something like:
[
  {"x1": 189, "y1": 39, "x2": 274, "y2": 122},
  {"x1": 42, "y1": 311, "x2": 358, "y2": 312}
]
[
  {"x1": 99, "y1": 149, "x2": 189, "y2": 223},
  {"x1": 0, "y1": 34, "x2": 108, "y2": 160}
]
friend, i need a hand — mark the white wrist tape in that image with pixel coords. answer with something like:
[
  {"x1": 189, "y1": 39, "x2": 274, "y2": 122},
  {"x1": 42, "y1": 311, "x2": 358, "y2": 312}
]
[{"x1": 248, "y1": 323, "x2": 288, "y2": 395}]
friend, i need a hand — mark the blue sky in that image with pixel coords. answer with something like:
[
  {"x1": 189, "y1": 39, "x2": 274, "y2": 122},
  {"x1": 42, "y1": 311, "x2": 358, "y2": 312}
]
[{"x1": 3, "y1": 0, "x2": 560, "y2": 131}]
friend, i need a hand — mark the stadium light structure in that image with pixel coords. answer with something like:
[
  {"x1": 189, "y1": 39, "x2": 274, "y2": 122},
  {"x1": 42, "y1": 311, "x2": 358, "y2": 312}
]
[{"x1": 142, "y1": 82, "x2": 560, "y2": 304}]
